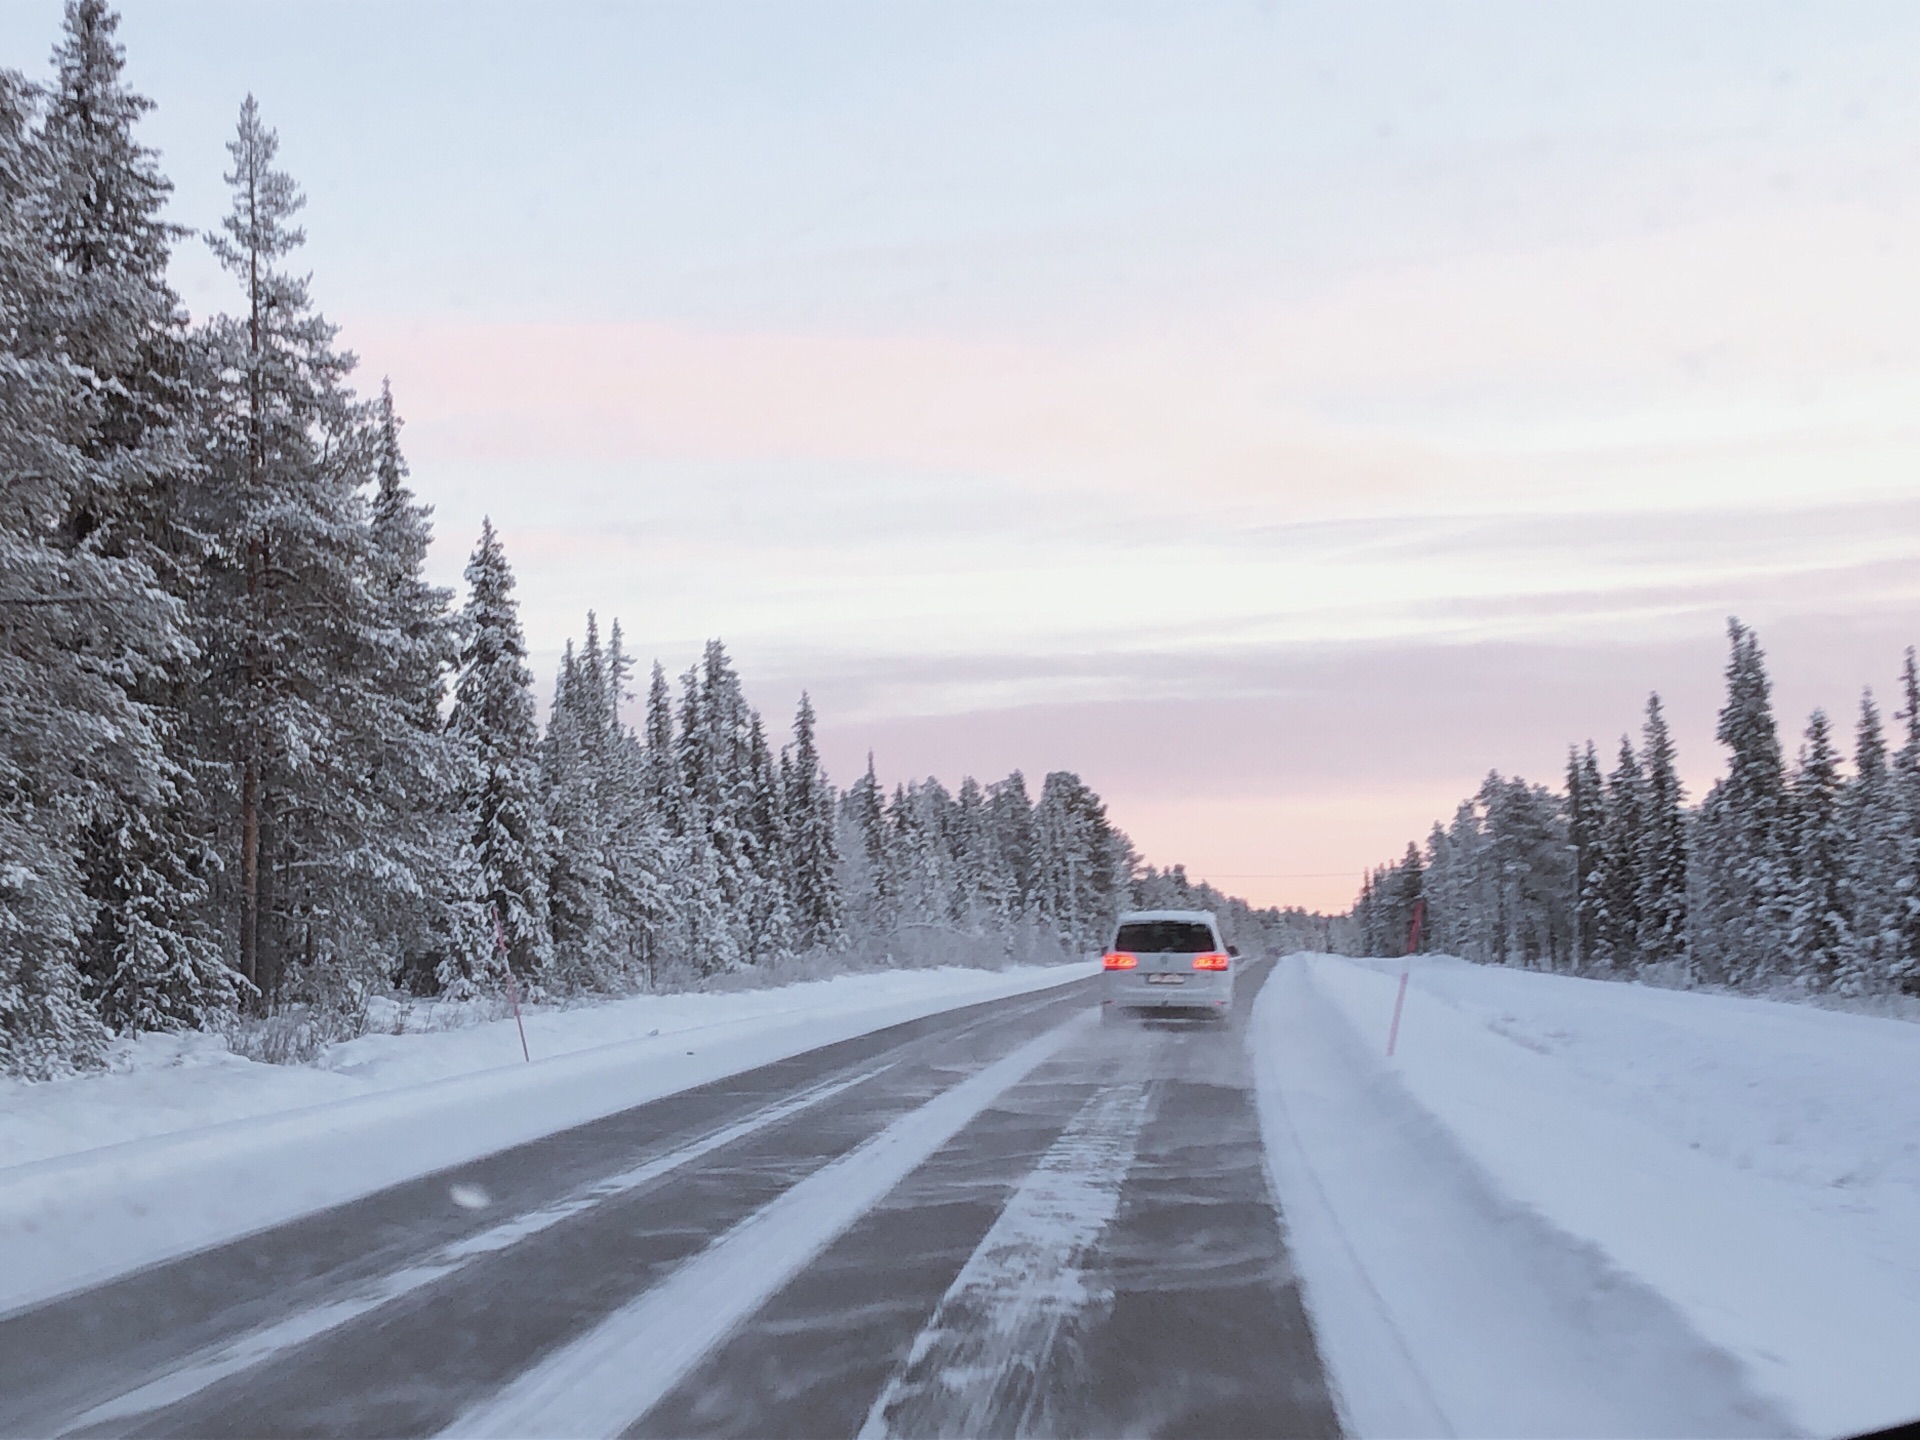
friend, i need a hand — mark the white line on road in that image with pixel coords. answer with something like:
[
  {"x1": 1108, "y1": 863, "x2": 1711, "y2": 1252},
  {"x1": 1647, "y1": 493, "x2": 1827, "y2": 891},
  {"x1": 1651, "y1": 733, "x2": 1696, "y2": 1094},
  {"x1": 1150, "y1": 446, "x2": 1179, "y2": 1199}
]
[
  {"x1": 442, "y1": 1010, "x2": 1095, "y2": 1440},
  {"x1": 857, "y1": 1077, "x2": 1153, "y2": 1440},
  {"x1": 58, "y1": 1065, "x2": 887, "y2": 1435}
]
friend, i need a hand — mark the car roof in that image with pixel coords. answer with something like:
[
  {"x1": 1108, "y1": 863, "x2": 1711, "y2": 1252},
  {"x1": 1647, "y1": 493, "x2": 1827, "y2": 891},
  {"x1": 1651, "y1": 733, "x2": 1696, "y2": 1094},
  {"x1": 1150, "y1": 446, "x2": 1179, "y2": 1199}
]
[{"x1": 1115, "y1": 909, "x2": 1220, "y2": 927}]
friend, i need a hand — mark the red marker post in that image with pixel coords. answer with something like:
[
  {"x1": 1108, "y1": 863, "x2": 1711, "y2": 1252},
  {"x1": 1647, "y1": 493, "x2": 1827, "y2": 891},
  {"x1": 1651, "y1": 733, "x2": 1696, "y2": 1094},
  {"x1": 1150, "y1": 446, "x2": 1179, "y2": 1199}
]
[
  {"x1": 492, "y1": 905, "x2": 532, "y2": 1063},
  {"x1": 1386, "y1": 898, "x2": 1424, "y2": 1057}
]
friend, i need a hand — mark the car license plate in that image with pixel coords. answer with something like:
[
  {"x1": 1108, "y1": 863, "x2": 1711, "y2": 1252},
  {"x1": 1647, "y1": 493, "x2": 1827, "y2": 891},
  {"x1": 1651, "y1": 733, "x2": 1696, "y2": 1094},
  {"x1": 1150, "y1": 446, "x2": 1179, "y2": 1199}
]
[{"x1": 1145, "y1": 973, "x2": 1185, "y2": 985}]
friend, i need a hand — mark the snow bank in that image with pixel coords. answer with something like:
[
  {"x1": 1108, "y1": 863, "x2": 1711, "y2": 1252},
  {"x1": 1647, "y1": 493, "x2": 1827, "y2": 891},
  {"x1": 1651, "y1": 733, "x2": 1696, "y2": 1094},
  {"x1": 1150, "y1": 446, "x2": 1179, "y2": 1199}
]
[
  {"x1": 0, "y1": 961, "x2": 1096, "y2": 1316},
  {"x1": 1253, "y1": 953, "x2": 1920, "y2": 1439}
]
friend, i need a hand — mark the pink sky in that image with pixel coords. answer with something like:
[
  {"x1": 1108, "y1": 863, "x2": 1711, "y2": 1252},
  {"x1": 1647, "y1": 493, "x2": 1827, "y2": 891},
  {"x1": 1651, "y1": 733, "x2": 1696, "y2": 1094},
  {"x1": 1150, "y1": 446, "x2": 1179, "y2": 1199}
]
[
  {"x1": 341, "y1": 188, "x2": 1920, "y2": 910},
  {"x1": 37, "y1": 0, "x2": 1919, "y2": 913}
]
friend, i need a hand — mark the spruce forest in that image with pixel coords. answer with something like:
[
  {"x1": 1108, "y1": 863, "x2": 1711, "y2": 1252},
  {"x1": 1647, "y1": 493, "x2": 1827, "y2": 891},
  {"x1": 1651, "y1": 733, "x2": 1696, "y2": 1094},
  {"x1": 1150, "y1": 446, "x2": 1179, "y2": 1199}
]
[
  {"x1": 0, "y1": 3, "x2": 1323, "y2": 1081},
  {"x1": 1351, "y1": 619, "x2": 1920, "y2": 999}
]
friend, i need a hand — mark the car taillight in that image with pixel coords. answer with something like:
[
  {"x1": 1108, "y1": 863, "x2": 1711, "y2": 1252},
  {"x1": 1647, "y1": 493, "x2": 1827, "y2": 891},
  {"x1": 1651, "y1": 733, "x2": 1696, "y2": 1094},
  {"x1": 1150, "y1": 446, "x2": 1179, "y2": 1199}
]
[
  {"x1": 1193, "y1": 952, "x2": 1230, "y2": 970},
  {"x1": 1103, "y1": 952, "x2": 1138, "y2": 970}
]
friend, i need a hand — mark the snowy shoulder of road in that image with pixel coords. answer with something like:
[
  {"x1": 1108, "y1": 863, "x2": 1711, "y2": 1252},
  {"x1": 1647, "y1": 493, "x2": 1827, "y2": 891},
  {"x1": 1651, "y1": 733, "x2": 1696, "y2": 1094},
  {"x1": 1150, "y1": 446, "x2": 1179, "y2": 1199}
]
[
  {"x1": 1252, "y1": 952, "x2": 1920, "y2": 1440},
  {"x1": 0, "y1": 960, "x2": 1096, "y2": 1317}
]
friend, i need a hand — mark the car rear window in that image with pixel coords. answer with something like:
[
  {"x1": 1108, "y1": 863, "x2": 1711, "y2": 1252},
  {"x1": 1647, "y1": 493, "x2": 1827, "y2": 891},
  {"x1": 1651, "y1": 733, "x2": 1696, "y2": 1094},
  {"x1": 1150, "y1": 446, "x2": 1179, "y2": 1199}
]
[{"x1": 1112, "y1": 921, "x2": 1217, "y2": 954}]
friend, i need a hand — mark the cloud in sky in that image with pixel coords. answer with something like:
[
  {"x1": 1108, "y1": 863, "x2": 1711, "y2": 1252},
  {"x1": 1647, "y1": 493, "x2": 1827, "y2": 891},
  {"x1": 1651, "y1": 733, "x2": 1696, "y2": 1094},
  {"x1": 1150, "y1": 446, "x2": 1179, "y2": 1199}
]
[{"x1": 4, "y1": 0, "x2": 1916, "y2": 908}]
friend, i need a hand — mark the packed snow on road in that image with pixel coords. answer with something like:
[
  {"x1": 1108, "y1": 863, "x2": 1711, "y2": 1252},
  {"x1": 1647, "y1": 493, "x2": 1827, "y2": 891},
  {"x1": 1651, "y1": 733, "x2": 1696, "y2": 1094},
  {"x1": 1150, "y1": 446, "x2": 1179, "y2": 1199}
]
[{"x1": 2, "y1": 953, "x2": 1915, "y2": 1438}]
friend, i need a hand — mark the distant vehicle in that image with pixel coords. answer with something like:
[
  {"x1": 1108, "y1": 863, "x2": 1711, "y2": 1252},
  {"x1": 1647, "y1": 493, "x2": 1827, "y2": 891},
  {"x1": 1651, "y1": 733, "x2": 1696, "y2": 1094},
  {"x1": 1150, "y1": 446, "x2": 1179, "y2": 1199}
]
[{"x1": 1102, "y1": 908, "x2": 1237, "y2": 1023}]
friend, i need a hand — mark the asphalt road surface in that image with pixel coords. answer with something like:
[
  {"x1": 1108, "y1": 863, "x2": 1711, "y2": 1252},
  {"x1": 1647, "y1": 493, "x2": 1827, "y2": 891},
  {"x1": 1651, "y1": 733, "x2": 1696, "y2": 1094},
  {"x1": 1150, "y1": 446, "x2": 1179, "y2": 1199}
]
[{"x1": 0, "y1": 960, "x2": 1340, "y2": 1439}]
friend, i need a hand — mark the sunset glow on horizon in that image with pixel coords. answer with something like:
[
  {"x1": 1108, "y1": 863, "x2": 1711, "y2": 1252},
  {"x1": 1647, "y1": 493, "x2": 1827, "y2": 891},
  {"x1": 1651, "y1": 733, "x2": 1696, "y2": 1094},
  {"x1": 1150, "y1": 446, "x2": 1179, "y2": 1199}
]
[{"x1": 12, "y1": 0, "x2": 1917, "y2": 911}]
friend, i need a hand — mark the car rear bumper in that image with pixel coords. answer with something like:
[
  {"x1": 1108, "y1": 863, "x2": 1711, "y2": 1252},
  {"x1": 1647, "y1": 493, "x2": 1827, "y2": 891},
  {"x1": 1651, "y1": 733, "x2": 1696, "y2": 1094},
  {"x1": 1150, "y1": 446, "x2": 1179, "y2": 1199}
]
[{"x1": 1104, "y1": 969, "x2": 1233, "y2": 1011}]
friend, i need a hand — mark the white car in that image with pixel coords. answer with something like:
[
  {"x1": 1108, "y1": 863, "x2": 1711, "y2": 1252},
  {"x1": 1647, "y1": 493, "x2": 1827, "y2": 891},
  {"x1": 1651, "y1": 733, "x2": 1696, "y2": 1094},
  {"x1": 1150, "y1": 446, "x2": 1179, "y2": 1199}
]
[{"x1": 1101, "y1": 908, "x2": 1236, "y2": 1022}]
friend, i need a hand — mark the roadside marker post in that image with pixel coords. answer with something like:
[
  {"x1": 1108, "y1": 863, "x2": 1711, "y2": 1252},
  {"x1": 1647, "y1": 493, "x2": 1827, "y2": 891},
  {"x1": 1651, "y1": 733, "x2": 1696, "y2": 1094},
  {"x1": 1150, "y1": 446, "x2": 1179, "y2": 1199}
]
[
  {"x1": 492, "y1": 905, "x2": 532, "y2": 1063},
  {"x1": 1386, "y1": 899, "x2": 1424, "y2": 1057}
]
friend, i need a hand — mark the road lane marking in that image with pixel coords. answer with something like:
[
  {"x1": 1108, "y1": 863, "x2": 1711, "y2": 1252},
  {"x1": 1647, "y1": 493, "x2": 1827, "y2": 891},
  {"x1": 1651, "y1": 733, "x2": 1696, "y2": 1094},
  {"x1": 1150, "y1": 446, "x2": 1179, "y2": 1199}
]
[
  {"x1": 857, "y1": 1078, "x2": 1152, "y2": 1440},
  {"x1": 57, "y1": 1065, "x2": 887, "y2": 1435},
  {"x1": 442, "y1": 1010, "x2": 1095, "y2": 1440}
]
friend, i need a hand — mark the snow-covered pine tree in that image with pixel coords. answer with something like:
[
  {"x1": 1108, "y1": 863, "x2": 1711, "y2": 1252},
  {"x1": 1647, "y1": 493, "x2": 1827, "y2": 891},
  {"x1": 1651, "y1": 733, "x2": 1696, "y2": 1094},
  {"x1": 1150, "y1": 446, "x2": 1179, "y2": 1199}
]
[
  {"x1": 1418, "y1": 820, "x2": 1453, "y2": 952},
  {"x1": 362, "y1": 380, "x2": 482, "y2": 991},
  {"x1": 1032, "y1": 771, "x2": 1130, "y2": 954},
  {"x1": 1392, "y1": 842, "x2": 1425, "y2": 953},
  {"x1": 1566, "y1": 744, "x2": 1604, "y2": 972},
  {"x1": 838, "y1": 752, "x2": 889, "y2": 933},
  {"x1": 686, "y1": 640, "x2": 774, "y2": 963},
  {"x1": 446, "y1": 518, "x2": 550, "y2": 989},
  {"x1": 1785, "y1": 708, "x2": 1848, "y2": 989},
  {"x1": 1352, "y1": 871, "x2": 1378, "y2": 955},
  {"x1": 674, "y1": 651, "x2": 743, "y2": 976},
  {"x1": 595, "y1": 621, "x2": 673, "y2": 988},
  {"x1": 1478, "y1": 772, "x2": 1573, "y2": 969},
  {"x1": 1589, "y1": 737, "x2": 1643, "y2": 971},
  {"x1": 35, "y1": 1, "x2": 241, "y2": 1034},
  {"x1": 1425, "y1": 800, "x2": 1489, "y2": 960},
  {"x1": 641, "y1": 661, "x2": 681, "y2": 829},
  {"x1": 951, "y1": 775, "x2": 1013, "y2": 933},
  {"x1": 740, "y1": 710, "x2": 795, "y2": 963},
  {"x1": 1838, "y1": 690, "x2": 1906, "y2": 994},
  {"x1": 629, "y1": 658, "x2": 693, "y2": 980},
  {"x1": 0, "y1": 67, "x2": 116, "y2": 1075},
  {"x1": 1890, "y1": 650, "x2": 1920, "y2": 991},
  {"x1": 1636, "y1": 693, "x2": 1689, "y2": 974},
  {"x1": 987, "y1": 770, "x2": 1036, "y2": 920},
  {"x1": 194, "y1": 97, "x2": 396, "y2": 1007},
  {"x1": 542, "y1": 631, "x2": 611, "y2": 989},
  {"x1": 782, "y1": 693, "x2": 843, "y2": 951},
  {"x1": 883, "y1": 781, "x2": 947, "y2": 929},
  {"x1": 1691, "y1": 620, "x2": 1791, "y2": 987}
]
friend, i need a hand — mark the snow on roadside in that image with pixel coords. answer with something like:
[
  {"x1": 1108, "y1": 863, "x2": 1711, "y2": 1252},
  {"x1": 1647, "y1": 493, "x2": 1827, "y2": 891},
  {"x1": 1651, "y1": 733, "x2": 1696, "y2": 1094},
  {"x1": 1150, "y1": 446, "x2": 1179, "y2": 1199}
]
[
  {"x1": 0, "y1": 961, "x2": 1096, "y2": 1317},
  {"x1": 1254, "y1": 952, "x2": 1920, "y2": 1439}
]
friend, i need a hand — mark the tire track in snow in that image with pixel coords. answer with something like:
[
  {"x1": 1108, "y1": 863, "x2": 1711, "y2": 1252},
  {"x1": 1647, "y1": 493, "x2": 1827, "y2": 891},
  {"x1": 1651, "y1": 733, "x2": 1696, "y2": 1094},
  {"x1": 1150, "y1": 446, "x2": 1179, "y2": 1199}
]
[
  {"x1": 856, "y1": 1079, "x2": 1152, "y2": 1440},
  {"x1": 443, "y1": 1011, "x2": 1094, "y2": 1440},
  {"x1": 57, "y1": 1065, "x2": 887, "y2": 1436}
]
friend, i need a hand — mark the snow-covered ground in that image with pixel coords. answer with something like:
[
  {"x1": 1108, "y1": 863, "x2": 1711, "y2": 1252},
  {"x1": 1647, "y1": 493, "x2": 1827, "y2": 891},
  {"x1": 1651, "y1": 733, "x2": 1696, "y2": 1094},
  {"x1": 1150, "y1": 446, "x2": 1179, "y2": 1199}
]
[
  {"x1": 1254, "y1": 952, "x2": 1920, "y2": 1440},
  {"x1": 0, "y1": 961, "x2": 1096, "y2": 1317}
]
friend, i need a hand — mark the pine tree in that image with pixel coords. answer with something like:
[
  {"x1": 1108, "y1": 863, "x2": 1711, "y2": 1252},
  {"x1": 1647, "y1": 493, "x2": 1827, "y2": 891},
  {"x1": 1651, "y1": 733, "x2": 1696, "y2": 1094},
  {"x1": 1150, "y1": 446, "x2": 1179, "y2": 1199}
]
[
  {"x1": 884, "y1": 780, "x2": 952, "y2": 928},
  {"x1": 18, "y1": 2, "x2": 246, "y2": 1038},
  {"x1": 951, "y1": 775, "x2": 1014, "y2": 932},
  {"x1": 641, "y1": 661, "x2": 681, "y2": 826},
  {"x1": 840, "y1": 751, "x2": 889, "y2": 931},
  {"x1": 361, "y1": 380, "x2": 482, "y2": 991},
  {"x1": 543, "y1": 633, "x2": 611, "y2": 988},
  {"x1": 447, "y1": 519, "x2": 550, "y2": 988},
  {"x1": 1891, "y1": 650, "x2": 1920, "y2": 990},
  {"x1": 987, "y1": 770, "x2": 1036, "y2": 918},
  {"x1": 1392, "y1": 842, "x2": 1425, "y2": 954},
  {"x1": 1592, "y1": 739, "x2": 1643, "y2": 970},
  {"x1": 1786, "y1": 708, "x2": 1848, "y2": 989},
  {"x1": 740, "y1": 710, "x2": 795, "y2": 962},
  {"x1": 1353, "y1": 871, "x2": 1378, "y2": 954},
  {"x1": 1428, "y1": 821, "x2": 1451, "y2": 960},
  {"x1": 1477, "y1": 773, "x2": 1573, "y2": 969},
  {"x1": 1692, "y1": 620, "x2": 1791, "y2": 986},
  {"x1": 1637, "y1": 693, "x2": 1689, "y2": 972},
  {"x1": 672, "y1": 649, "x2": 745, "y2": 976},
  {"x1": 783, "y1": 693, "x2": 844, "y2": 951},
  {"x1": 1426, "y1": 800, "x2": 1490, "y2": 960},
  {"x1": 194, "y1": 97, "x2": 394, "y2": 1007},
  {"x1": 1032, "y1": 771, "x2": 1130, "y2": 953},
  {"x1": 1838, "y1": 690, "x2": 1905, "y2": 993},
  {"x1": 0, "y1": 68, "x2": 114, "y2": 1075},
  {"x1": 37, "y1": 0, "x2": 188, "y2": 554},
  {"x1": 593, "y1": 621, "x2": 673, "y2": 988},
  {"x1": 1566, "y1": 744, "x2": 1603, "y2": 972}
]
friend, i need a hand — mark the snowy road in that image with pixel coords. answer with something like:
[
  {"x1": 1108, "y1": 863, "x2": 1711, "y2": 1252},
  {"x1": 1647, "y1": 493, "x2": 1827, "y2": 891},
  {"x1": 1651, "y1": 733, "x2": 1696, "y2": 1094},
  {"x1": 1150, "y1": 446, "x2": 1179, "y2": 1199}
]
[{"x1": 0, "y1": 965, "x2": 1341, "y2": 1440}]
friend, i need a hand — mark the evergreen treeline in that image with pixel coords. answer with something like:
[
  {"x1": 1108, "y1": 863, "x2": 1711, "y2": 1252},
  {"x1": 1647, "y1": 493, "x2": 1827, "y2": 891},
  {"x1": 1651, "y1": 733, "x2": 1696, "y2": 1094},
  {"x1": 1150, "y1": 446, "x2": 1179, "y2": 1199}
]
[
  {"x1": 1349, "y1": 619, "x2": 1920, "y2": 999},
  {"x1": 0, "y1": 5, "x2": 1321, "y2": 1079}
]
